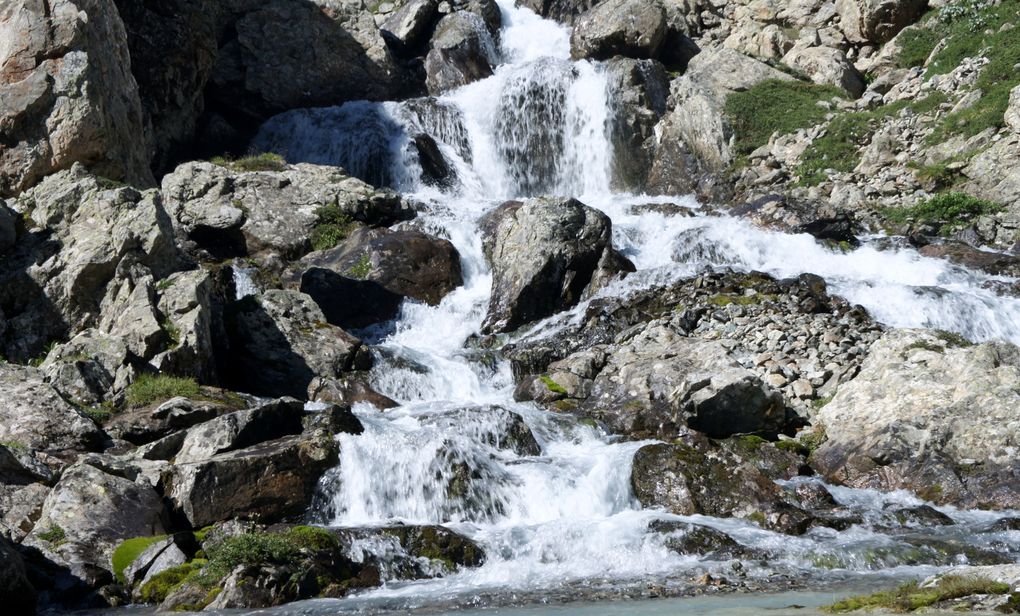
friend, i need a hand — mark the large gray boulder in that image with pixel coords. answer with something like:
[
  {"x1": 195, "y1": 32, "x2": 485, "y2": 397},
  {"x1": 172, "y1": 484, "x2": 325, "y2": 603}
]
[
  {"x1": 480, "y1": 198, "x2": 633, "y2": 334},
  {"x1": 520, "y1": 325, "x2": 789, "y2": 439},
  {"x1": 569, "y1": 0, "x2": 667, "y2": 61},
  {"x1": 39, "y1": 331, "x2": 132, "y2": 407},
  {"x1": 0, "y1": 364, "x2": 104, "y2": 458},
  {"x1": 381, "y1": 0, "x2": 439, "y2": 52},
  {"x1": 836, "y1": 0, "x2": 928, "y2": 44},
  {"x1": 161, "y1": 161, "x2": 411, "y2": 261},
  {"x1": 0, "y1": 0, "x2": 154, "y2": 197},
  {"x1": 24, "y1": 460, "x2": 167, "y2": 588},
  {"x1": 0, "y1": 165, "x2": 180, "y2": 362},
  {"x1": 781, "y1": 44, "x2": 866, "y2": 98},
  {"x1": 296, "y1": 226, "x2": 463, "y2": 328},
  {"x1": 425, "y1": 12, "x2": 496, "y2": 95},
  {"x1": 813, "y1": 329, "x2": 1020, "y2": 510},
  {"x1": 223, "y1": 290, "x2": 370, "y2": 399}
]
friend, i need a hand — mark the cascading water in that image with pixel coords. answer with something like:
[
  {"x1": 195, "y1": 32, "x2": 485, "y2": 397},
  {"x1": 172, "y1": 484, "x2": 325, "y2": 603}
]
[{"x1": 249, "y1": 1, "x2": 1020, "y2": 611}]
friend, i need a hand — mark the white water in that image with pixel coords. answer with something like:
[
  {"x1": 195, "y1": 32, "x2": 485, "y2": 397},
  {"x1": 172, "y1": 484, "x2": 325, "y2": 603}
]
[{"x1": 250, "y1": 1, "x2": 1020, "y2": 610}]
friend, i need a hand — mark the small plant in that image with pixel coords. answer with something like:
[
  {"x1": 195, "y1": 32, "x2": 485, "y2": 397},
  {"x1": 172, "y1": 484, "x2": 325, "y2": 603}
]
[
  {"x1": 160, "y1": 318, "x2": 181, "y2": 349},
  {"x1": 346, "y1": 254, "x2": 372, "y2": 279},
  {"x1": 137, "y1": 561, "x2": 206, "y2": 604},
  {"x1": 28, "y1": 340, "x2": 60, "y2": 367},
  {"x1": 310, "y1": 204, "x2": 357, "y2": 252},
  {"x1": 156, "y1": 278, "x2": 176, "y2": 292},
  {"x1": 38, "y1": 525, "x2": 66, "y2": 545},
  {"x1": 883, "y1": 192, "x2": 1003, "y2": 235},
  {"x1": 96, "y1": 176, "x2": 127, "y2": 190},
  {"x1": 212, "y1": 152, "x2": 287, "y2": 172},
  {"x1": 725, "y1": 79, "x2": 845, "y2": 159},
  {"x1": 113, "y1": 535, "x2": 169, "y2": 583},
  {"x1": 934, "y1": 329, "x2": 972, "y2": 348},
  {"x1": 825, "y1": 575, "x2": 1011, "y2": 612},
  {"x1": 82, "y1": 402, "x2": 117, "y2": 425},
  {"x1": 125, "y1": 374, "x2": 202, "y2": 407},
  {"x1": 539, "y1": 375, "x2": 568, "y2": 396}
]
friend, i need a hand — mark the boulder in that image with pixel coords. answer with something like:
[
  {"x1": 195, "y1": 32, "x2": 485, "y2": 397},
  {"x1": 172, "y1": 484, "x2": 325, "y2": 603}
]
[
  {"x1": 332, "y1": 525, "x2": 485, "y2": 577},
  {"x1": 112, "y1": 0, "x2": 218, "y2": 174},
  {"x1": 781, "y1": 44, "x2": 866, "y2": 98},
  {"x1": 0, "y1": 364, "x2": 104, "y2": 458},
  {"x1": 0, "y1": 536, "x2": 36, "y2": 614},
  {"x1": 723, "y1": 22, "x2": 794, "y2": 61},
  {"x1": 1006, "y1": 85, "x2": 1020, "y2": 135},
  {"x1": 648, "y1": 520, "x2": 762, "y2": 560},
  {"x1": 523, "y1": 325, "x2": 789, "y2": 439},
  {"x1": 381, "y1": 0, "x2": 439, "y2": 53},
  {"x1": 813, "y1": 329, "x2": 1020, "y2": 510},
  {"x1": 105, "y1": 392, "x2": 249, "y2": 446},
  {"x1": 425, "y1": 12, "x2": 496, "y2": 94},
  {"x1": 162, "y1": 430, "x2": 339, "y2": 528},
  {"x1": 24, "y1": 460, "x2": 166, "y2": 588},
  {"x1": 173, "y1": 398, "x2": 306, "y2": 464},
  {"x1": 160, "y1": 161, "x2": 411, "y2": 261},
  {"x1": 836, "y1": 0, "x2": 928, "y2": 44},
  {"x1": 569, "y1": 0, "x2": 667, "y2": 61},
  {"x1": 0, "y1": 0, "x2": 154, "y2": 197},
  {"x1": 222, "y1": 290, "x2": 370, "y2": 399},
  {"x1": 0, "y1": 166, "x2": 179, "y2": 362},
  {"x1": 480, "y1": 198, "x2": 633, "y2": 333},
  {"x1": 604, "y1": 57, "x2": 670, "y2": 191},
  {"x1": 652, "y1": 48, "x2": 793, "y2": 177},
  {"x1": 0, "y1": 204, "x2": 16, "y2": 254},
  {"x1": 123, "y1": 533, "x2": 195, "y2": 594},
  {"x1": 149, "y1": 269, "x2": 217, "y2": 382},
  {"x1": 631, "y1": 434, "x2": 811, "y2": 533},
  {"x1": 39, "y1": 331, "x2": 132, "y2": 407},
  {"x1": 296, "y1": 226, "x2": 463, "y2": 322}
]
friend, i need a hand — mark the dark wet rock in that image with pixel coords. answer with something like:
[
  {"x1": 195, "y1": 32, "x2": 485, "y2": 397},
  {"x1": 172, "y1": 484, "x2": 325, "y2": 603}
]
[
  {"x1": 163, "y1": 429, "x2": 339, "y2": 528},
  {"x1": 631, "y1": 434, "x2": 811, "y2": 534},
  {"x1": 987, "y1": 518, "x2": 1020, "y2": 533},
  {"x1": 222, "y1": 290, "x2": 371, "y2": 399},
  {"x1": 302, "y1": 404, "x2": 365, "y2": 436},
  {"x1": 413, "y1": 134, "x2": 458, "y2": 189},
  {"x1": 332, "y1": 525, "x2": 485, "y2": 578},
  {"x1": 421, "y1": 406, "x2": 541, "y2": 456},
  {"x1": 569, "y1": 0, "x2": 667, "y2": 61},
  {"x1": 649, "y1": 520, "x2": 763, "y2": 560},
  {"x1": 308, "y1": 376, "x2": 401, "y2": 410},
  {"x1": 916, "y1": 241, "x2": 1020, "y2": 278},
  {"x1": 296, "y1": 226, "x2": 462, "y2": 326},
  {"x1": 425, "y1": 12, "x2": 495, "y2": 94},
  {"x1": 813, "y1": 329, "x2": 1020, "y2": 510},
  {"x1": 381, "y1": 0, "x2": 439, "y2": 54},
  {"x1": 480, "y1": 197, "x2": 633, "y2": 334},
  {"x1": 884, "y1": 505, "x2": 955, "y2": 528},
  {"x1": 604, "y1": 57, "x2": 670, "y2": 192},
  {"x1": 0, "y1": 535, "x2": 36, "y2": 614}
]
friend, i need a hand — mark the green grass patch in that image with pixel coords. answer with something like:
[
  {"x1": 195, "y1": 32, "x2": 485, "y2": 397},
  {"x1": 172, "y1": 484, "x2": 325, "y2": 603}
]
[
  {"x1": 196, "y1": 526, "x2": 336, "y2": 586},
  {"x1": 211, "y1": 152, "x2": 287, "y2": 173},
  {"x1": 539, "y1": 375, "x2": 568, "y2": 396},
  {"x1": 706, "y1": 293, "x2": 778, "y2": 307},
  {"x1": 125, "y1": 374, "x2": 203, "y2": 407},
  {"x1": 825, "y1": 575, "x2": 1011, "y2": 612},
  {"x1": 896, "y1": 27, "x2": 940, "y2": 68},
  {"x1": 311, "y1": 204, "x2": 357, "y2": 252},
  {"x1": 113, "y1": 535, "x2": 168, "y2": 583},
  {"x1": 38, "y1": 525, "x2": 66, "y2": 545},
  {"x1": 346, "y1": 254, "x2": 372, "y2": 279},
  {"x1": 725, "y1": 79, "x2": 845, "y2": 159},
  {"x1": 137, "y1": 560, "x2": 206, "y2": 604},
  {"x1": 883, "y1": 191, "x2": 1003, "y2": 235}
]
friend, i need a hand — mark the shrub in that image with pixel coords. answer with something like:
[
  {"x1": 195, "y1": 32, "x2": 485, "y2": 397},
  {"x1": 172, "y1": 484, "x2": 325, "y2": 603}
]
[
  {"x1": 125, "y1": 374, "x2": 202, "y2": 407},
  {"x1": 724, "y1": 79, "x2": 845, "y2": 159},
  {"x1": 137, "y1": 561, "x2": 205, "y2": 604},
  {"x1": 113, "y1": 535, "x2": 168, "y2": 583},
  {"x1": 211, "y1": 152, "x2": 287, "y2": 173},
  {"x1": 346, "y1": 254, "x2": 372, "y2": 279},
  {"x1": 196, "y1": 526, "x2": 333, "y2": 585},
  {"x1": 310, "y1": 204, "x2": 357, "y2": 252},
  {"x1": 883, "y1": 192, "x2": 1003, "y2": 235}
]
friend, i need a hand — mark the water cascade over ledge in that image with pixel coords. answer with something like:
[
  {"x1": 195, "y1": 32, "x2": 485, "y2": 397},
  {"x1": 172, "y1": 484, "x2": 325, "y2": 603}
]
[{"x1": 247, "y1": 1, "x2": 1020, "y2": 611}]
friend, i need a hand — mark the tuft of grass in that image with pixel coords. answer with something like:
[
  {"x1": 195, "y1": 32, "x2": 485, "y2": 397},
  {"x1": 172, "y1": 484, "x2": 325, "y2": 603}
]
[
  {"x1": 346, "y1": 254, "x2": 372, "y2": 279},
  {"x1": 896, "y1": 27, "x2": 940, "y2": 69},
  {"x1": 310, "y1": 204, "x2": 357, "y2": 252},
  {"x1": 725, "y1": 79, "x2": 846, "y2": 159},
  {"x1": 883, "y1": 192, "x2": 1003, "y2": 235},
  {"x1": 160, "y1": 318, "x2": 181, "y2": 349},
  {"x1": 211, "y1": 152, "x2": 287, "y2": 173},
  {"x1": 196, "y1": 526, "x2": 334, "y2": 586},
  {"x1": 38, "y1": 525, "x2": 66, "y2": 545},
  {"x1": 113, "y1": 535, "x2": 168, "y2": 583},
  {"x1": 934, "y1": 329, "x2": 972, "y2": 348},
  {"x1": 125, "y1": 374, "x2": 202, "y2": 407},
  {"x1": 539, "y1": 375, "x2": 568, "y2": 396},
  {"x1": 825, "y1": 575, "x2": 1011, "y2": 613},
  {"x1": 82, "y1": 401, "x2": 117, "y2": 425}
]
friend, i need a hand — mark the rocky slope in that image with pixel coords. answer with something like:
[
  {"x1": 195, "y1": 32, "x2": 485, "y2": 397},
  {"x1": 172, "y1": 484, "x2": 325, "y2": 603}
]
[{"x1": 1, "y1": 0, "x2": 1020, "y2": 613}]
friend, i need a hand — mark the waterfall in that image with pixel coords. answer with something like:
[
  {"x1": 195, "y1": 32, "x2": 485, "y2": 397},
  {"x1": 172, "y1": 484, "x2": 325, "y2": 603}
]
[{"x1": 246, "y1": 0, "x2": 1020, "y2": 609}]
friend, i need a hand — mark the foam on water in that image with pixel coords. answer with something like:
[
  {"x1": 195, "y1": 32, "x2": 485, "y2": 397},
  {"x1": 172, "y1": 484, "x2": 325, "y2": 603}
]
[{"x1": 246, "y1": 0, "x2": 1020, "y2": 607}]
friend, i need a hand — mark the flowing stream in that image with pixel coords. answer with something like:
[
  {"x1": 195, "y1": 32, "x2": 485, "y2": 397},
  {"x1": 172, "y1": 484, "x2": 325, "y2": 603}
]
[{"x1": 247, "y1": 2, "x2": 1020, "y2": 613}]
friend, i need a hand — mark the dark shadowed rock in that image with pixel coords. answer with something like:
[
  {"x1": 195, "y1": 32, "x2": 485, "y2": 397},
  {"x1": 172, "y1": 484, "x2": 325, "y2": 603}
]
[
  {"x1": 649, "y1": 520, "x2": 764, "y2": 560},
  {"x1": 604, "y1": 57, "x2": 670, "y2": 192},
  {"x1": 0, "y1": 535, "x2": 36, "y2": 614},
  {"x1": 569, "y1": 0, "x2": 667, "y2": 61},
  {"x1": 425, "y1": 12, "x2": 496, "y2": 94}
]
